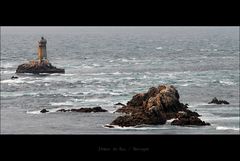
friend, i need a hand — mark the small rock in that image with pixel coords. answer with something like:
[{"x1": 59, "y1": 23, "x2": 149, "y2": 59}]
[
  {"x1": 57, "y1": 107, "x2": 107, "y2": 113},
  {"x1": 40, "y1": 109, "x2": 49, "y2": 113},
  {"x1": 208, "y1": 97, "x2": 229, "y2": 104},
  {"x1": 57, "y1": 109, "x2": 70, "y2": 112},
  {"x1": 11, "y1": 76, "x2": 18, "y2": 79}
]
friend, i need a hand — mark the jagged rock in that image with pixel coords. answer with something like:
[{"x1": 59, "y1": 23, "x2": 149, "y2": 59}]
[
  {"x1": 16, "y1": 61, "x2": 65, "y2": 74},
  {"x1": 40, "y1": 109, "x2": 49, "y2": 113},
  {"x1": 171, "y1": 115, "x2": 210, "y2": 126},
  {"x1": 110, "y1": 109, "x2": 166, "y2": 127},
  {"x1": 57, "y1": 106, "x2": 107, "y2": 113},
  {"x1": 208, "y1": 97, "x2": 229, "y2": 104},
  {"x1": 110, "y1": 84, "x2": 210, "y2": 127}
]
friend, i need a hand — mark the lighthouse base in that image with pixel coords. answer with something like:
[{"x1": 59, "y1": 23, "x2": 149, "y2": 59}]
[{"x1": 16, "y1": 60, "x2": 65, "y2": 74}]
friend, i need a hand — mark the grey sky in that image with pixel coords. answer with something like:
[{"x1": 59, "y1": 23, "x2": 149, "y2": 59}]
[{"x1": 1, "y1": 27, "x2": 239, "y2": 37}]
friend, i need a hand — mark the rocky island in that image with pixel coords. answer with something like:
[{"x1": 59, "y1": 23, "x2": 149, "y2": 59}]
[
  {"x1": 108, "y1": 84, "x2": 210, "y2": 127},
  {"x1": 16, "y1": 37, "x2": 65, "y2": 74}
]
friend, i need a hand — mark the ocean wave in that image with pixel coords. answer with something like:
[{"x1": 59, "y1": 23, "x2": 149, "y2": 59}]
[
  {"x1": 1, "y1": 76, "x2": 44, "y2": 84},
  {"x1": 188, "y1": 102, "x2": 215, "y2": 108},
  {"x1": 212, "y1": 80, "x2": 236, "y2": 85},
  {"x1": 156, "y1": 47, "x2": 163, "y2": 50},
  {"x1": 216, "y1": 126, "x2": 239, "y2": 131},
  {"x1": 49, "y1": 101, "x2": 74, "y2": 106},
  {"x1": 219, "y1": 80, "x2": 235, "y2": 85},
  {"x1": 103, "y1": 124, "x2": 169, "y2": 130},
  {"x1": 1, "y1": 70, "x2": 15, "y2": 74}
]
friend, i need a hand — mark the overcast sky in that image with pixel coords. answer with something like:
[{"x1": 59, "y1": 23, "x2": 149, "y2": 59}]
[{"x1": 1, "y1": 26, "x2": 238, "y2": 35}]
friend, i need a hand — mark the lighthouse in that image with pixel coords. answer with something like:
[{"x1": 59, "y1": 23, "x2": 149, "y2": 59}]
[
  {"x1": 38, "y1": 37, "x2": 47, "y2": 62},
  {"x1": 16, "y1": 36, "x2": 65, "y2": 74}
]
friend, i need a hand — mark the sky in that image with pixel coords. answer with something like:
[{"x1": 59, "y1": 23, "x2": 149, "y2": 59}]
[{"x1": 1, "y1": 27, "x2": 239, "y2": 37}]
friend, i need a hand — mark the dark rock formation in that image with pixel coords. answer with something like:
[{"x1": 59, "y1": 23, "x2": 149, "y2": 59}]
[
  {"x1": 11, "y1": 76, "x2": 18, "y2": 79},
  {"x1": 111, "y1": 108, "x2": 166, "y2": 127},
  {"x1": 171, "y1": 111, "x2": 210, "y2": 126},
  {"x1": 57, "y1": 109, "x2": 70, "y2": 112},
  {"x1": 40, "y1": 109, "x2": 49, "y2": 113},
  {"x1": 110, "y1": 84, "x2": 210, "y2": 127},
  {"x1": 16, "y1": 61, "x2": 65, "y2": 74},
  {"x1": 208, "y1": 97, "x2": 229, "y2": 104},
  {"x1": 57, "y1": 106, "x2": 107, "y2": 113}
]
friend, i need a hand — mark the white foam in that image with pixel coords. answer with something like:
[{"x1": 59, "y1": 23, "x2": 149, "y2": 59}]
[
  {"x1": 112, "y1": 71, "x2": 121, "y2": 75},
  {"x1": 103, "y1": 124, "x2": 168, "y2": 130},
  {"x1": 1, "y1": 70, "x2": 15, "y2": 74},
  {"x1": 92, "y1": 63, "x2": 101, "y2": 67},
  {"x1": 1, "y1": 79, "x2": 25, "y2": 84},
  {"x1": 156, "y1": 47, "x2": 163, "y2": 50},
  {"x1": 121, "y1": 59, "x2": 128, "y2": 62},
  {"x1": 180, "y1": 83, "x2": 190, "y2": 87},
  {"x1": 50, "y1": 101, "x2": 73, "y2": 106},
  {"x1": 216, "y1": 126, "x2": 239, "y2": 131},
  {"x1": 26, "y1": 110, "x2": 41, "y2": 114},
  {"x1": 219, "y1": 80, "x2": 235, "y2": 85},
  {"x1": 188, "y1": 102, "x2": 214, "y2": 108}
]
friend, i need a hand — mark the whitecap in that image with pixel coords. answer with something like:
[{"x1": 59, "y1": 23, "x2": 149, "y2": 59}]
[
  {"x1": 82, "y1": 65, "x2": 93, "y2": 69},
  {"x1": 216, "y1": 126, "x2": 239, "y2": 131},
  {"x1": 92, "y1": 63, "x2": 101, "y2": 67},
  {"x1": 180, "y1": 83, "x2": 190, "y2": 87},
  {"x1": 219, "y1": 80, "x2": 235, "y2": 85},
  {"x1": 109, "y1": 92, "x2": 121, "y2": 96},
  {"x1": 156, "y1": 47, "x2": 162, "y2": 50},
  {"x1": 1, "y1": 70, "x2": 15, "y2": 74},
  {"x1": 1, "y1": 79, "x2": 25, "y2": 84},
  {"x1": 49, "y1": 101, "x2": 73, "y2": 106},
  {"x1": 121, "y1": 59, "x2": 128, "y2": 62},
  {"x1": 112, "y1": 71, "x2": 121, "y2": 75},
  {"x1": 44, "y1": 83, "x2": 50, "y2": 86},
  {"x1": 26, "y1": 110, "x2": 41, "y2": 114}
]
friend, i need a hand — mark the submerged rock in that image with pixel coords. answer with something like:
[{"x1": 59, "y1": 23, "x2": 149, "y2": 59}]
[
  {"x1": 16, "y1": 61, "x2": 65, "y2": 74},
  {"x1": 208, "y1": 97, "x2": 229, "y2": 104},
  {"x1": 57, "y1": 106, "x2": 107, "y2": 113},
  {"x1": 110, "y1": 84, "x2": 210, "y2": 127},
  {"x1": 11, "y1": 76, "x2": 18, "y2": 79}
]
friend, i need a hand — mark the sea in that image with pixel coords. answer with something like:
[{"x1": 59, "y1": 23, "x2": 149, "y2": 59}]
[{"x1": 1, "y1": 27, "x2": 239, "y2": 134}]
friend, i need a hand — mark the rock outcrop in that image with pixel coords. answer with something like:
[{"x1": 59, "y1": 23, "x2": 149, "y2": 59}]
[
  {"x1": 40, "y1": 109, "x2": 49, "y2": 113},
  {"x1": 171, "y1": 111, "x2": 210, "y2": 126},
  {"x1": 111, "y1": 108, "x2": 167, "y2": 127},
  {"x1": 110, "y1": 84, "x2": 210, "y2": 127},
  {"x1": 56, "y1": 106, "x2": 107, "y2": 113},
  {"x1": 16, "y1": 61, "x2": 65, "y2": 74},
  {"x1": 208, "y1": 97, "x2": 229, "y2": 104}
]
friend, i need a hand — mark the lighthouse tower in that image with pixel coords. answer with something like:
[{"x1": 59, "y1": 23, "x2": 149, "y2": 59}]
[{"x1": 38, "y1": 37, "x2": 47, "y2": 62}]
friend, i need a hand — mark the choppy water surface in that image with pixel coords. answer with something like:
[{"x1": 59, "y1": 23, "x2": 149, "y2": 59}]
[{"x1": 1, "y1": 27, "x2": 239, "y2": 134}]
